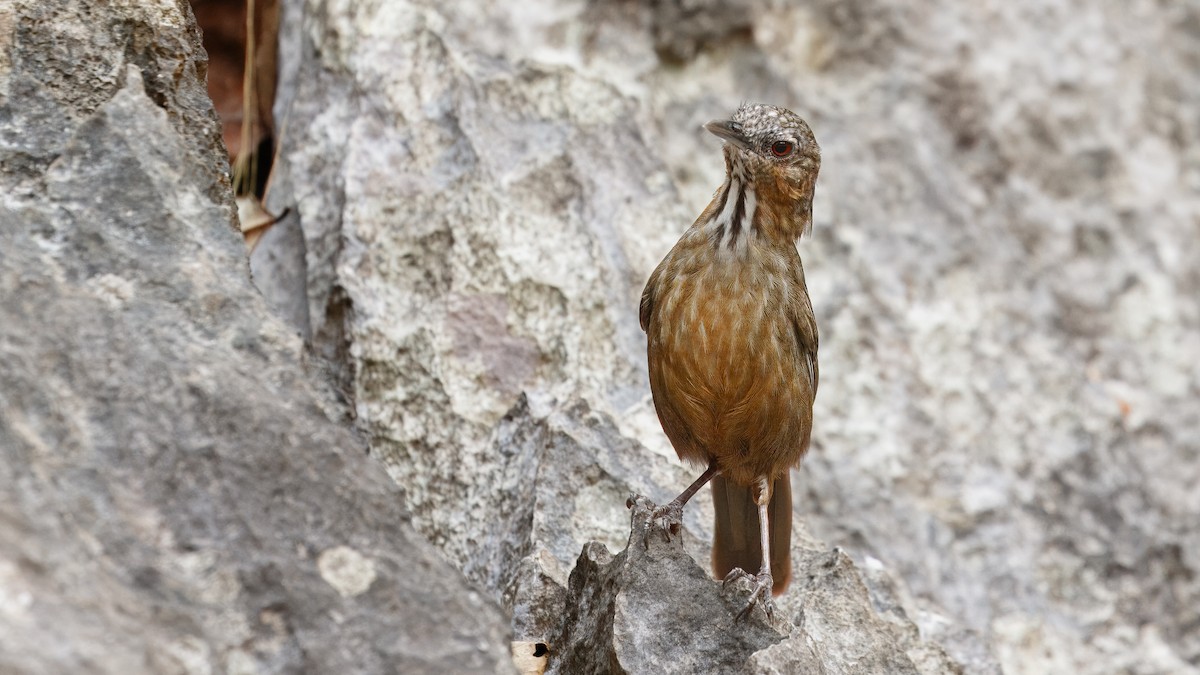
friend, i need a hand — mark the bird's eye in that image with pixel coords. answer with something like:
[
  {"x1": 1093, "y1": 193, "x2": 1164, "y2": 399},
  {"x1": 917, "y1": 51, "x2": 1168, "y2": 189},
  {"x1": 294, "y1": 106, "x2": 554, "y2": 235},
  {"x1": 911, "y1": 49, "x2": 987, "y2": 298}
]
[{"x1": 771, "y1": 140, "x2": 794, "y2": 157}]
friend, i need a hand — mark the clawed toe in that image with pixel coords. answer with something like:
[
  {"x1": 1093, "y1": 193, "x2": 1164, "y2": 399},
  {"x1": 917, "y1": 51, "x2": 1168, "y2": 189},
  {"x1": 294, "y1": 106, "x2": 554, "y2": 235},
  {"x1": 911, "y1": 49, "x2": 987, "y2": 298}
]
[
  {"x1": 723, "y1": 568, "x2": 775, "y2": 621},
  {"x1": 721, "y1": 567, "x2": 750, "y2": 589},
  {"x1": 642, "y1": 501, "x2": 683, "y2": 547},
  {"x1": 650, "y1": 503, "x2": 682, "y2": 537}
]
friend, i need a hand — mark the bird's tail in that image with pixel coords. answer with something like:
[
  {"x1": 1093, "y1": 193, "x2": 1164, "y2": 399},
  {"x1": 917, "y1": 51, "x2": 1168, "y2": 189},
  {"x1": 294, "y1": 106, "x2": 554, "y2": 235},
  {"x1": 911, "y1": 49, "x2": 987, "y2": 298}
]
[{"x1": 711, "y1": 473, "x2": 792, "y2": 596}]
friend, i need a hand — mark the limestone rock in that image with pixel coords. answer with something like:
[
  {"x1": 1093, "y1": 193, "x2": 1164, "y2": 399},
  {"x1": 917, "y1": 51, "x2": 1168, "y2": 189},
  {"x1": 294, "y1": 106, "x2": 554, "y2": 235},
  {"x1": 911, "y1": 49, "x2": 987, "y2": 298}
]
[
  {"x1": 547, "y1": 495, "x2": 960, "y2": 674},
  {"x1": 261, "y1": 0, "x2": 1200, "y2": 672},
  {"x1": 0, "y1": 1, "x2": 512, "y2": 672},
  {"x1": 549, "y1": 497, "x2": 785, "y2": 675}
]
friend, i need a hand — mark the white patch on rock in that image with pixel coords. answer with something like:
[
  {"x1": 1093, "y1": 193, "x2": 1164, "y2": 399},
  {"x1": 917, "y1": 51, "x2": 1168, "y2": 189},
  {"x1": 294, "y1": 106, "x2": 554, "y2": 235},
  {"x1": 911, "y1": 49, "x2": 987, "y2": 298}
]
[
  {"x1": 89, "y1": 273, "x2": 135, "y2": 308},
  {"x1": 317, "y1": 546, "x2": 377, "y2": 598},
  {"x1": 0, "y1": 559, "x2": 33, "y2": 623},
  {"x1": 160, "y1": 636, "x2": 213, "y2": 675}
]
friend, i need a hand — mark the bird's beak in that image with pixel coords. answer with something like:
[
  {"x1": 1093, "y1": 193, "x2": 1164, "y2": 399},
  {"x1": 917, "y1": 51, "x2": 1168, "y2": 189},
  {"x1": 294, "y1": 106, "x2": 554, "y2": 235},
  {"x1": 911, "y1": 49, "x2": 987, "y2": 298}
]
[{"x1": 704, "y1": 119, "x2": 751, "y2": 151}]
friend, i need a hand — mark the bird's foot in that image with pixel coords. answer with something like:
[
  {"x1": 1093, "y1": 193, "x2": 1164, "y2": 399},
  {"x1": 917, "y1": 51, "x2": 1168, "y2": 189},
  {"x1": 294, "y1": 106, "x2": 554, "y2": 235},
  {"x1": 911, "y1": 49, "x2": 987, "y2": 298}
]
[
  {"x1": 723, "y1": 567, "x2": 775, "y2": 621},
  {"x1": 647, "y1": 500, "x2": 684, "y2": 542},
  {"x1": 626, "y1": 494, "x2": 683, "y2": 548}
]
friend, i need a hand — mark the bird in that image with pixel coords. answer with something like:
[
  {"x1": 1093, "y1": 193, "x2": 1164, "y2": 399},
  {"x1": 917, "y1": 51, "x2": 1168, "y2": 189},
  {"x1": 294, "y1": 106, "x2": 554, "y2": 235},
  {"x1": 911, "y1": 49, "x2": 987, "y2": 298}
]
[{"x1": 639, "y1": 103, "x2": 820, "y2": 617}]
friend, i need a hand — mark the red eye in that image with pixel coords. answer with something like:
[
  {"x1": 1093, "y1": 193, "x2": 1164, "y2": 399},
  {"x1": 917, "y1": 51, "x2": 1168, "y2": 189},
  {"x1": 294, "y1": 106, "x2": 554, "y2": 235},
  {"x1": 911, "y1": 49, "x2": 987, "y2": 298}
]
[{"x1": 771, "y1": 141, "x2": 794, "y2": 157}]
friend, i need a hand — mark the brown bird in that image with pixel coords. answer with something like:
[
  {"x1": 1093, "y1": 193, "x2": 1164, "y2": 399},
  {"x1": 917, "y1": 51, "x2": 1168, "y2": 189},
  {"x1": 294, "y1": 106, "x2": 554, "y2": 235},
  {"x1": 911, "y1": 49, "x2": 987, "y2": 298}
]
[{"x1": 639, "y1": 103, "x2": 819, "y2": 616}]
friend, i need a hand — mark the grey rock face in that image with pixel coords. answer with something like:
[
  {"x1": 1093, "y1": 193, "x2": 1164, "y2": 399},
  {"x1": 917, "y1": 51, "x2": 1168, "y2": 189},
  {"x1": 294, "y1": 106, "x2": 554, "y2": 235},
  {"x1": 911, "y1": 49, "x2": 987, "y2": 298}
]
[
  {"x1": 549, "y1": 497, "x2": 786, "y2": 675},
  {"x1": 550, "y1": 495, "x2": 950, "y2": 675},
  {"x1": 264, "y1": 0, "x2": 1199, "y2": 673},
  {"x1": 0, "y1": 1, "x2": 511, "y2": 673}
]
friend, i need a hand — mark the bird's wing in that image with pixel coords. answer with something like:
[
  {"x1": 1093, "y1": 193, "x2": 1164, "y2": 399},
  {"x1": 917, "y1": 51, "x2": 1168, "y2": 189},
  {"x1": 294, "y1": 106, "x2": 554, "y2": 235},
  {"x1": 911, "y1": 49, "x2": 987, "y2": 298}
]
[
  {"x1": 789, "y1": 282, "x2": 819, "y2": 394},
  {"x1": 639, "y1": 262, "x2": 665, "y2": 333}
]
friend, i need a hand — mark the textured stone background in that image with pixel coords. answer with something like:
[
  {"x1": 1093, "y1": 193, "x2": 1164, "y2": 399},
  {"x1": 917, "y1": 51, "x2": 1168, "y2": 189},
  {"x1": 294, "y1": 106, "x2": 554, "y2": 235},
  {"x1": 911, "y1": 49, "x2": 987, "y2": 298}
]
[
  {"x1": 3, "y1": 0, "x2": 1197, "y2": 672},
  {"x1": 265, "y1": 0, "x2": 1200, "y2": 672},
  {"x1": 0, "y1": 1, "x2": 511, "y2": 672}
]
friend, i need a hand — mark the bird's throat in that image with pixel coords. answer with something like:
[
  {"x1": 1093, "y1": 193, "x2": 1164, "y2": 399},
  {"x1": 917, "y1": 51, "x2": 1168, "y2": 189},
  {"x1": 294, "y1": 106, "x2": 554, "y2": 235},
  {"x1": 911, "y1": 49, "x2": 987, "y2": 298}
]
[{"x1": 705, "y1": 164, "x2": 757, "y2": 253}]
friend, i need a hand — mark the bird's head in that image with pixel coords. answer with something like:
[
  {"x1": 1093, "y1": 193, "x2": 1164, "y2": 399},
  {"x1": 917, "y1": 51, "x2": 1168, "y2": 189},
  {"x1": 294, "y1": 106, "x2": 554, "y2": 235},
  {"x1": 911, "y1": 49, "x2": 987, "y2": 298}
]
[{"x1": 705, "y1": 104, "x2": 820, "y2": 237}]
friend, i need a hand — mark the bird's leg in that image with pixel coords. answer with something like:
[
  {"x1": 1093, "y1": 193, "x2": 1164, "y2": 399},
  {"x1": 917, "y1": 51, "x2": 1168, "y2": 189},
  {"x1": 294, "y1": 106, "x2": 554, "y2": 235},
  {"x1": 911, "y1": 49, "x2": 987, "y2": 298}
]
[
  {"x1": 723, "y1": 475, "x2": 775, "y2": 620},
  {"x1": 642, "y1": 461, "x2": 720, "y2": 544}
]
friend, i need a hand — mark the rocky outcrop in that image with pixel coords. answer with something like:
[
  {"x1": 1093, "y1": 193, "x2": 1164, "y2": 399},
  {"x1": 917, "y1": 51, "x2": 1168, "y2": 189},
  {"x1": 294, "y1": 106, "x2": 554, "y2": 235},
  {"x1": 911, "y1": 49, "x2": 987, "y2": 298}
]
[
  {"x1": 264, "y1": 0, "x2": 1200, "y2": 672},
  {"x1": 549, "y1": 497, "x2": 788, "y2": 675},
  {"x1": 0, "y1": 1, "x2": 511, "y2": 672},
  {"x1": 4, "y1": 0, "x2": 1196, "y2": 672},
  {"x1": 549, "y1": 496, "x2": 956, "y2": 675}
]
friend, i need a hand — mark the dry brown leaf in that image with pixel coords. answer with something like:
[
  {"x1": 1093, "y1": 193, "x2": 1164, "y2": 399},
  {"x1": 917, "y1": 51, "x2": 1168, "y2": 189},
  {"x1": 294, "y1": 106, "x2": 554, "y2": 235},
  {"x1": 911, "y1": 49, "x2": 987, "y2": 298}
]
[{"x1": 236, "y1": 194, "x2": 286, "y2": 252}]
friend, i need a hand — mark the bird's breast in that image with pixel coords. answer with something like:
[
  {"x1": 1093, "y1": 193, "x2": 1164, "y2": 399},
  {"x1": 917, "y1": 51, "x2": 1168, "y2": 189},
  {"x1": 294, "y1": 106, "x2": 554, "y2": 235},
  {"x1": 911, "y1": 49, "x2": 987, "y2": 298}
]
[{"x1": 647, "y1": 240, "x2": 815, "y2": 482}]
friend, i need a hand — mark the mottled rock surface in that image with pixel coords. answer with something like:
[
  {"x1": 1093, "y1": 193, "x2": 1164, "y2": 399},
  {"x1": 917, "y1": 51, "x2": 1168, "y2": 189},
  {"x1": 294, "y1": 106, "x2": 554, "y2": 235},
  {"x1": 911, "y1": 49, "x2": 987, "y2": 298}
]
[
  {"x1": 550, "y1": 496, "x2": 946, "y2": 675},
  {"x1": 259, "y1": 0, "x2": 1200, "y2": 673},
  {"x1": 549, "y1": 497, "x2": 787, "y2": 675},
  {"x1": 0, "y1": 1, "x2": 512, "y2": 673}
]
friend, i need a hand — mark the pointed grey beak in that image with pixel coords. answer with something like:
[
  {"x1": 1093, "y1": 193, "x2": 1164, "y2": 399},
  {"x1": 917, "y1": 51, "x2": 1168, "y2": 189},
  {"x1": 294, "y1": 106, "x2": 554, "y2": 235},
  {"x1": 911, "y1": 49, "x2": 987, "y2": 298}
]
[{"x1": 704, "y1": 119, "x2": 751, "y2": 151}]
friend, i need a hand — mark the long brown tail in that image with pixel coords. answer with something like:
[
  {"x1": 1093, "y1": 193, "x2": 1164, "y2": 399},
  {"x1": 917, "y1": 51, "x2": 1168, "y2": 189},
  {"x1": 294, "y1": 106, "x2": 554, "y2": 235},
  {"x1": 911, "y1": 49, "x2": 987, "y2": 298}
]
[{"x1": 711, "y1": 473, "x2": 793, "y2": 596}]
